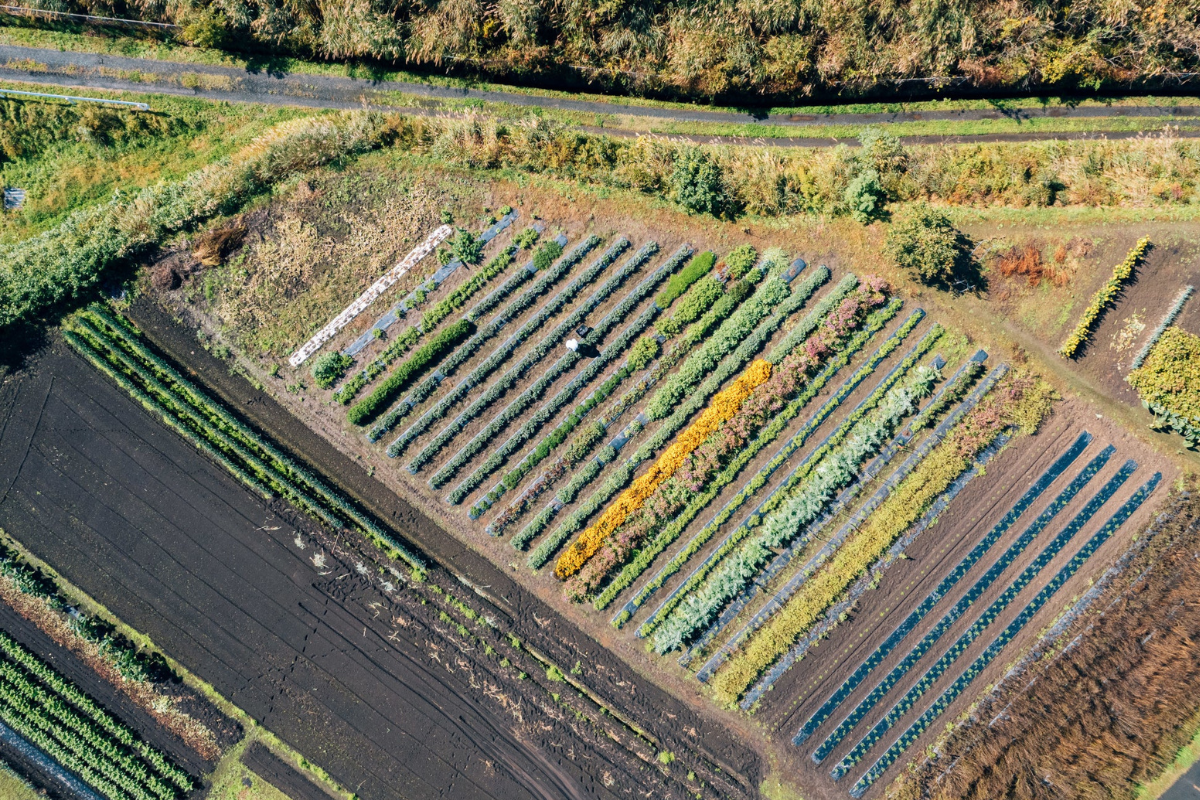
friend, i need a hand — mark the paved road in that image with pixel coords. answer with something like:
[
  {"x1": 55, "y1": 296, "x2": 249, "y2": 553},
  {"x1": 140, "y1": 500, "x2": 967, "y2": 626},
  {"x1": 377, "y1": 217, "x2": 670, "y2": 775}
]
[{"x1": 1, "y1": 44, "x2": 1199, "y2": 146}]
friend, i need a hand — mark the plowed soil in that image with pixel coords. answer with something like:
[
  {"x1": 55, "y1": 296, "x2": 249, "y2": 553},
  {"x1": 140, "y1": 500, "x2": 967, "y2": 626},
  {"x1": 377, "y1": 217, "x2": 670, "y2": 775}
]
[{"x1": 0, "y1": 337, "x2": 759, "y2": 800}]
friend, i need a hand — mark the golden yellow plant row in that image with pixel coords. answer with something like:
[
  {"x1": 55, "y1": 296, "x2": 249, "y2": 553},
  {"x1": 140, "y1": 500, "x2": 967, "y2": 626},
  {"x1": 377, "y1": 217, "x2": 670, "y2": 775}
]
[{"x1": 554, "y1": 359, "x2": 773, "y2": 579}]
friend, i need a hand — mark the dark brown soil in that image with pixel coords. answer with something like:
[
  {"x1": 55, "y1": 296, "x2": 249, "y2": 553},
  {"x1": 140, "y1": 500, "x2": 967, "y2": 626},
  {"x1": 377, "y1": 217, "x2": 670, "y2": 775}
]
[
  {"x1": 0, "y1": 333, "x2": 759, "y2": 799},
  {"x1": 242, "y1": 743, "x2": 335, "y2": 800}
]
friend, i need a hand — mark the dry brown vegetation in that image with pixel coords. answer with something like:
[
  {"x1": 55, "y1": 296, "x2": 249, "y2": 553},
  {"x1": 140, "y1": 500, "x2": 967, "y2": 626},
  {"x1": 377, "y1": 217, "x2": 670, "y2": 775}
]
[{"x1": 886, "y1": 482, "x2": 1200, "y2": 800}]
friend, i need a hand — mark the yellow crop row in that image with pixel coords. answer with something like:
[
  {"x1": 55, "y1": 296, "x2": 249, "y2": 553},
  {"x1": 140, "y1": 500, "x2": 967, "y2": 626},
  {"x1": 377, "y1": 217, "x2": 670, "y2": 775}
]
[
  {"x1": 1058, "y1": 236, "x2": 1150, "y2": 358},
  {"x1": 554, "y1": 359, "x2": 773, "y2": 580}
]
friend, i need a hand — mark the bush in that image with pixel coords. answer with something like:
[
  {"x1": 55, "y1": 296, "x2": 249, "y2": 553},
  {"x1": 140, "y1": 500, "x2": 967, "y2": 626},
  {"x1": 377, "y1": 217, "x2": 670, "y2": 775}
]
[
  {"x1": 1128, "y1": 326, "x2": 1200, "y2": 445},
  {"x1": 451, "y1": 229, "x2": 484, "y2": 264},
  {"x1": 723, "y1": 245, "x2": 758, "y2": 280},
  {"x1": 311, "y1": 352, "x2": 352, "y2": 389},
  {"x1": 844, "y1": 167, "x2": 884, "y2": 223},
  {"x1": 671, "y1": 147, "x2": 729, "y2": 217},
  {"x1": 656, "y1": 251, "x2": 714, "y2": 308},
  {"x1": 532, "y1": 239, "x2": 564, "y2": 271},
  {"x1": 628, "y1": 336, "x2": 660, "y2": 371},
  {"x1": 514, "y1": 226, "x2": 540, "y2": 249},
  {"x1": 885, "y1": 203, "x2": 967, "y2": 284}
]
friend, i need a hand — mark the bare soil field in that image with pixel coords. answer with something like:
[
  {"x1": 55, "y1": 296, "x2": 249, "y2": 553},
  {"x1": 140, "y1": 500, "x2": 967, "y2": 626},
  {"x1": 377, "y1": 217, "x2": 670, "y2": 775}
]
[{"x1": 0, "y1": 336, "x2": 759, "y2": 800}]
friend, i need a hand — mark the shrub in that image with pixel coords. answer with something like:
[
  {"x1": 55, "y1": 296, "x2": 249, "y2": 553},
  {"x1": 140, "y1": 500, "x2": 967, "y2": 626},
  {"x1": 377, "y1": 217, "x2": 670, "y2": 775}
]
[
  {"x1": 514, "y1": 226, "x2": 540, "y2": 249},
  {"x1": 884, "y1": 203, "x2": 968, "y2": 284},
  {"x1": 311, "y1": 351, "x2": 352, "y2": 389},
  {"x1": 671, "y1": 147, "x2": 729, "y2": 217},
  {"x1": 844, "y1": 167, "x2": 884, "y2": 223},
  {"x1": 628, "y1": 336, "x2": 660, "y2": 371},
  {"x1": 532, "y1": 239, "x2": 564, "y2": 271},
  {"x1": 348, "y1": 319, "x2": 473, "y2": 426},
  {"x1": 656, "y1": 251, "x2": 714, "y2": 308},
  {"x1": 723, "y1": 245, "x2": 759, "y2": 280},
  {"x1": 451, "y1": 229, "x2": 484, "y2": 264}
]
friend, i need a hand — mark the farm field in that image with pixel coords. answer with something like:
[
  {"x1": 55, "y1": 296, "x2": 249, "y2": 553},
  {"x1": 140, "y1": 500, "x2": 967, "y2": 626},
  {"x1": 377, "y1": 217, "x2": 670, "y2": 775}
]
[{"x1": 2, "y1": 40, "x2": 1200, "y2": 800}]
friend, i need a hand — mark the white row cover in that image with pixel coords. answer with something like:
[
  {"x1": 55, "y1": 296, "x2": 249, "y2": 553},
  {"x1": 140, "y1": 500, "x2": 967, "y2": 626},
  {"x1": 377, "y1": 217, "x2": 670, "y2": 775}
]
[{"x1": 288, "y1": 224, "x2": 453, "y2": 367}]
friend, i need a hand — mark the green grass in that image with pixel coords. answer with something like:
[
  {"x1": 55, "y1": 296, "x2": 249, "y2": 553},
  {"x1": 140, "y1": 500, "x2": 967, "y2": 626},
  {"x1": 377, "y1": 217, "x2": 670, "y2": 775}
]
[
  {"x1": 0, "y1": 78, "x2": 310, "y2": 242},
  {"x1": 0, "y1": 760, "x2": 41, "y2": 800}
]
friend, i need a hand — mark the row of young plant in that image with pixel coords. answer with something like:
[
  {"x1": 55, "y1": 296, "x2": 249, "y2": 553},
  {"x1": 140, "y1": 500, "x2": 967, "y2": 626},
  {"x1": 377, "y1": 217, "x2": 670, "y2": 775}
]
[
  {"x1": 708, "y1": 371, "x2": 1056, "y2": 705},
  {"x1": 1058, "y1": 236, "x2": 1150, "y2": 358},
  {"x1": 347, "y1": 319, "x2": 474, "y2": 425},
  {"x1": 383, "y1": 235, "x2": 622, "y2": 455},
  {"x1": 526, "y1": 253, "x2": 813, "y2": 569},
  {"x1": 650, "y1": 350, "x2": 941, "y2": 656},
  {"x1": 848, "y1": 472, "x2": 1162, "y2": 797},
  {"x1": 0, "y1": 632, "x2": 190, "y2": 800},
  {"x1": 428, "y1": 242, "x2": 692, "y2": 487},
  {"x1": 446, "y1": 311, "x2": 660, "y2": 502},
  {"x1": 613, "y1": 282, "x2": 903, "y2": 627},
  {"x1": 690, "y1": 327, "x2": 947, "y2": 679},
  {"x1": 811, "y1": 441, "x2": 1115, "y2": 764},
  {"x1": 366, "y1": 234, "x2": 578, "y2": 442},
  {"x1": 64, "y1": 307, "x2": 427, "y2": 575},
  {"x1": 838, "y1": 463, "x2": 1152, "y2": 787},
  {"x1": 792, "y1": 431, "x2": 1095, "y2": 748},
  {"x1": 501, "y1": 257, "x2": 773, "y2": 544},
  {"x1": 829, "y1": 458, "x2": 1138, "y2": 779},
  {"x1": 332, "y1": 238, "x2": 530, "y2": 403},
  {"x1": 575, "y1": 288, "x2": 908, "y2": 609}
]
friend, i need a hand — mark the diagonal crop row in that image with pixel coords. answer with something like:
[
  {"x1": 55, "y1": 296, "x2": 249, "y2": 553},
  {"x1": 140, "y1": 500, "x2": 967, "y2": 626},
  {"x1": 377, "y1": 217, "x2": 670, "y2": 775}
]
[
  {"x1": 811, "y1": 440, "x2": 1114, "y2": 763},
  {"x1": 0, "y1": 631, "x2": 192, "y2": 800},
  {"x1": 387, "y1": 236, "x2": 638, "y2": 457},
  {"x1": 615, "y1": 295, "x2": 901, "y2": 627},
  {"x1": 848, "y1": 471, "x2": 1162, "y2": 798},
  {"x1": 65, "y1": 308, "x2": 427, "y2": 575},
  {"x1": 430, "y1": 240, "x2": 687, "y2": 487},
  {"x1": 690, "y1": 327, "x2": 945, "y2": 679},
  {"x1": 366, "y1": 233, "x2": 580, "y2": 443},
  {"x1": 650, "y1": 353, "x2": 940, "y2": 655},
  {"x1": 528, "y1": 257, "x2": 829, "y2": 570},
  {"x1": 503, "y1": 263, "x2": 821, "y2": 546},
  {"x1": 831, "y1": 459, "x2": 1140, "y2": 781},
  {"x1": 792, "y1": 431, "x2": 1093, "y2": 746}
]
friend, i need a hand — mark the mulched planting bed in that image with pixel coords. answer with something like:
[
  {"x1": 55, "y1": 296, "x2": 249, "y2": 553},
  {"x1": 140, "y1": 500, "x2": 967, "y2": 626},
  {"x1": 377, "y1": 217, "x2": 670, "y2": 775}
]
[{"x1": 0, "y1": 337, "x2": 758, "y2": 800}]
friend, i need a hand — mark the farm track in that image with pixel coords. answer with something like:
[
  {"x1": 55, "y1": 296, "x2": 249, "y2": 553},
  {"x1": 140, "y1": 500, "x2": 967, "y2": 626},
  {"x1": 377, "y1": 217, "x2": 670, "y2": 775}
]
[
  {"x1": 107, "y1": 301, "x2": 761, "y2": 787},
  {"x1": 2, "y1": 44, "x2": 1200, "y2": 146},
  {"x1": 0, "y1": 339, "x2": 758, "y2": 800}
]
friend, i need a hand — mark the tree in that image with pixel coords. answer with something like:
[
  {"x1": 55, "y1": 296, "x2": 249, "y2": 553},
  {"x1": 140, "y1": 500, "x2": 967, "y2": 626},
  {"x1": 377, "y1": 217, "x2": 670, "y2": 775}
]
[
  {"x1": 885, "y1": 203, "x2": 969, "y2": 285},
  {"x1": 670, "y1": 147, "x2": 729, "y2": 217}
]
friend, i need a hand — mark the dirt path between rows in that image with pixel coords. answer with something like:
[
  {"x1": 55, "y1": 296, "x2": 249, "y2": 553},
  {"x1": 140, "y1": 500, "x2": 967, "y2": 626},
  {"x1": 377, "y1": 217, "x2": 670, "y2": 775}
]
[{"x1": 2, "y1": 44, "x2": 1199, "y2": 147}]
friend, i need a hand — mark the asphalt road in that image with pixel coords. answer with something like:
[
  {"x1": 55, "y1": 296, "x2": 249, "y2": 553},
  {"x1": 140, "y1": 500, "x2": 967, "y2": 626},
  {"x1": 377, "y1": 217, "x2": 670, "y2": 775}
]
[{"x1": 1, "y1": 44, "x2": 1199, "y2": 146}]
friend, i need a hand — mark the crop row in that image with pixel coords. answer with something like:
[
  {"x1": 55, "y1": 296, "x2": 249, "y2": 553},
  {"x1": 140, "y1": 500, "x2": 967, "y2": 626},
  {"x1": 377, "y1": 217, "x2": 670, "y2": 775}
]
[
  {"x1": 348, "y1": 320, "x2": 474, "y2": 425},
  {"x1": 366, "y1": 234, "x2": 576, "y2": 442},
  {"x1": 555, "y1": 264, "x2": 843, "y2": 584},
  {"x1": 848, "y1": 471, "x2": 1162, "y2": 797},
  {"x1": 792, "y1": 431, "x2": 1094, "y2": 747},
  {"x1": 502, "y1": 261, "x2": 783, "y2": 545},
  {"x1": 428, "y1": 240, "x2": 685, "y2": 486},
  {"x1": 0, "y1": 632, "x2": 189, "y2": 800},
  {"x1": 332, "y1": 326, "x2": 422, "y2": 403},
  {"x1": 632, "y1": 298, "x2": 910, "y2": 637},
  {"x1": 1130, "y1": 284, "x2": 1194, "y2": 371},
  {"x1": 443, "y1": 305, "x2": 659, "y2": 499},
  {"x1": 814, "y1": 441, "x2": 1114, "y2": 762},
  {"x1": 615, "y1": 294, "x2": 900, "y2": 627},
  {"x1": 487, "y1": 261, "x2": 763, "y2": 527},
  {"x1": 691, "y1": 327, "x2": 945, "y2": 679},
  {"x1": 599, "y1": 304, "x2": 922, "y2": 626},
  {"x1": 655, "y1": 250, "x2": 714, "y2": 308},
  {"x1": 707, "y1": 368, "x2": 1057, "y2": 704},
  {"x1": 422, "y1": 229, "x2": 540, "y2": 332},
  {"x1": 529, "y1": 259, "x2": 830, "y2": 570},
  {"x1": 737, "y1": 426, "x2": 1015, "y2": 711},
  {"x1": 1058, "y1": 236, "x2": 1150, "y2": 358},
  {"x1": 65, "y1": 309, "x2": 427, "y2": 575},
  {"x1": 651, "y1": 357, "x2": 940, "y2": 655},
  {"x1": 830, "y1": 458, "x2": 1139, "y2": 780},
  {"x1": 386, "y1": 236, "x2": 635, "y2": 457}
]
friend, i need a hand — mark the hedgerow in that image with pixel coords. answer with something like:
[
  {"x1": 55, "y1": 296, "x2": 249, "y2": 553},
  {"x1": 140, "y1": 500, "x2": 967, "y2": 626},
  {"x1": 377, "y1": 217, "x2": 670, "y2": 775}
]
[
  {"x1": 348, "y1": 319, "x2": 473, "y2": 425},
  {"x1": 1058, "y1": 236, "x2": 1150, "y2": 357}
]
